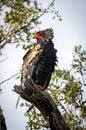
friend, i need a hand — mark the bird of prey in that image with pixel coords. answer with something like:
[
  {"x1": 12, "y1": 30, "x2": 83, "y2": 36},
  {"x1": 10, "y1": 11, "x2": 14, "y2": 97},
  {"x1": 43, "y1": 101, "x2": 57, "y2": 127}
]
[
  {"x1": 21, "y1": 28, "x2": 57, "y2": 90},
  {"x1": 16, "y1": 28, "x2": 57, "y2": 108}
]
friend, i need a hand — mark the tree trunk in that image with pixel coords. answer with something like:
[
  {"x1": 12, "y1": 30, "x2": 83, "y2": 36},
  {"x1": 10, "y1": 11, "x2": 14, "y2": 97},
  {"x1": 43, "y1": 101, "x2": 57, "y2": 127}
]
[
  {"x1": 0, "y1": 107, "x2": 7, "y2": 130},
  {"x1": 13, "y1": 80, "x2": 70, "y2": 130}
]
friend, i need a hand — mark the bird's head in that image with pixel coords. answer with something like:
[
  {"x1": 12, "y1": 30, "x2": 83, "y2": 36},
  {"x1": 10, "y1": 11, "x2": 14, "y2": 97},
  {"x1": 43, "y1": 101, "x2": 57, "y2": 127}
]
[{"x1": 33, "y1": 28, "x2": 54, "y2": 43}]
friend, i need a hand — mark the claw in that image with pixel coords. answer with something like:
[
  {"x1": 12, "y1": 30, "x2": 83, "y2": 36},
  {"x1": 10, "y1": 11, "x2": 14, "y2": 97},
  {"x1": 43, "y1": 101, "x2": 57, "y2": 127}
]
[{"x1": 37, "y1": 85, "x2": 43, "y2": 90}]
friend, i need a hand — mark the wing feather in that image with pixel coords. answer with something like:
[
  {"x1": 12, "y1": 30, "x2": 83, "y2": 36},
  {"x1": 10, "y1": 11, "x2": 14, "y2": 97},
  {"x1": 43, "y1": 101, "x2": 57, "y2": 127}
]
[{"x1": 21, "y1": 43, "x2": 43, "y2": 85}]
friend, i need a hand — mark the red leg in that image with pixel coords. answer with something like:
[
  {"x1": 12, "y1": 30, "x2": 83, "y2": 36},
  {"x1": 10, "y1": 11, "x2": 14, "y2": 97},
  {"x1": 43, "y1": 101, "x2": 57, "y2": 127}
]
[{"x1": 37, "y1": 85, "x2": 43, "y2": 90}]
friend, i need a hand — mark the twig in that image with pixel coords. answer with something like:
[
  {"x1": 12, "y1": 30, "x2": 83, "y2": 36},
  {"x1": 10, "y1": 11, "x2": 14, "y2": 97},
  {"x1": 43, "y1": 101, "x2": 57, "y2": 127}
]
[
  {"x1": 0, "y1": 26, "x2": 26, "y2": 49},
  {"x1": 0, "y1": 72, "x2": 19, "y2": 85},
  {"x1": 32, "y1": 0, "x2": 55, "y2": 21},
  {"x1": 0, "y1": 57, "x2": 8, "y2": 63},
  {"x1": 59, "y1": 101, "x2": 70, "y2": 116}
]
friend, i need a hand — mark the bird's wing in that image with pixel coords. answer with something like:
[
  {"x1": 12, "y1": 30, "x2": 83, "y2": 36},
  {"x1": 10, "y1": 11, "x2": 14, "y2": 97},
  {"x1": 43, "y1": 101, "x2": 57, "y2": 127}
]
[
  {"x1": 23, "y1": 44, "x2": 43, "y2": 61},
  {"x1": 42, "y1": 72, "x2": 52, "y2": 90},
  {"x1": 21, "y1": 43, "x2": 43, "y2": 85}
]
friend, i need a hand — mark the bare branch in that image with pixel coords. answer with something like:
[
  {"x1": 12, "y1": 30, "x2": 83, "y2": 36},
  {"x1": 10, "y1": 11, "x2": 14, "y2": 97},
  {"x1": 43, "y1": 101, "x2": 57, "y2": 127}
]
[
  {"x1": 0, "y1": 72, "x2": 19, "y2": 85},
  {"x1": 13, "y1": 80, "x2": 70, "y2": 130},
  {"x1": 0, "y1": 57, "x2": 8, "y2": 62},
  {"x1": 0, "y1": 107, "x2": 7, "y2": 130}
]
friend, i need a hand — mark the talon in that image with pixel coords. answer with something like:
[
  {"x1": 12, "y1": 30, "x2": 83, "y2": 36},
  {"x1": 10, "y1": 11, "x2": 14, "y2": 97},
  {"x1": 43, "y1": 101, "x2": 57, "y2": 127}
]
[{"x1": 37, "y1": 85, "x2": 43, "y2": 89}]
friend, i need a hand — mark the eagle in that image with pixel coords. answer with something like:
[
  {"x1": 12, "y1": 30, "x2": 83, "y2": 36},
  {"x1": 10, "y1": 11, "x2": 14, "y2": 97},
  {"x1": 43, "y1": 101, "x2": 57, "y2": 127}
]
[
  {"x1": 21, "y1": 28, "x2": 57, "y2": 90},
  {"x1": 16, "y1": 28, "x2": 57, "y2": 108}
]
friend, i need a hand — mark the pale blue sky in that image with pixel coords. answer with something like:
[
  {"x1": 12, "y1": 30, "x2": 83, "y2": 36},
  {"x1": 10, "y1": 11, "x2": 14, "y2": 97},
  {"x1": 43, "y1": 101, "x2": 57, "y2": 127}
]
[{"x1": 0, "y1": 0, "x2": 86, "y2": 130}]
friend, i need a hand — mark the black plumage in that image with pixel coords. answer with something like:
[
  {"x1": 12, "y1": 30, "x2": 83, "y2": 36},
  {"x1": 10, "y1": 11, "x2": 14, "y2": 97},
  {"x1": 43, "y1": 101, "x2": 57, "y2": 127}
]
[{"x1": 21, "y1": 28, "x2": 57, "y2": 90}]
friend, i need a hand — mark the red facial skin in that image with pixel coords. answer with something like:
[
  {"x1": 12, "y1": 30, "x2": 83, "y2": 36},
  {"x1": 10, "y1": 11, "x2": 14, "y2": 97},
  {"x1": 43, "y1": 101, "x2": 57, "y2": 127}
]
[{"x1": 33, "y1": 34, "x2": 43, "y2": 39}]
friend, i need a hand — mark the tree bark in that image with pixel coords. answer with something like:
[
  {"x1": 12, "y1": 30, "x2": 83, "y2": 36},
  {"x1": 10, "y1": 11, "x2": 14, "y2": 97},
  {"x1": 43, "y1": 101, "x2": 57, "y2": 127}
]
[
  {"x1": 0, "y1": 107, "x2": 7, "y2": 130},
  {"x1": 13, "y1": 80, "x2": 70, "y2": 130}
]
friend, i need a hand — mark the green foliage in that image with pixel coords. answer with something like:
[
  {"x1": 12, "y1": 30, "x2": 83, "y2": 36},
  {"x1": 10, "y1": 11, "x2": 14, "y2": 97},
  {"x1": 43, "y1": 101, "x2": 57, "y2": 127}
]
[
  {"x1": 25, "y1": 108, "x2": 49, "y2": 130},
  {"x1": 24, "y1": 45, "x2": 86, "y2": 130},
  {"x1": 0, "y1": 0, "x2": 61, "y2": 50},
  {"x1": 0, "y1": 0, "x2": 41, "y2": 49},
  {"x1": 72, "y1": 45, "x2": 86, "y2": 75}
]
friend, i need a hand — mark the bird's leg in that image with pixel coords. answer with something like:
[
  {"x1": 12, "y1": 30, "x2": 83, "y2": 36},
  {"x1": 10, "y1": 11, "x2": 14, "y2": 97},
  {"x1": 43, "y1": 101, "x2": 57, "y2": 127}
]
[{"x1": 37, "y1": 85, "x2": 43, "y2": 90}]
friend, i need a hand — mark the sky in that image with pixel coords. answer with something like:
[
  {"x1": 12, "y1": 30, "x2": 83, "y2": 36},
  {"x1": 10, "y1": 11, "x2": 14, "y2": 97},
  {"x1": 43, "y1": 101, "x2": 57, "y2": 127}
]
[{"x1": 0, "y1": 0, "x2": 86, "y2": 130}]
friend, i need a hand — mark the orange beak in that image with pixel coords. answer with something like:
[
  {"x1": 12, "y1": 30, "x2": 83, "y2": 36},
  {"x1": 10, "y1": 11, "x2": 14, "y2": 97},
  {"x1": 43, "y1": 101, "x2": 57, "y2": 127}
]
[{"x1": 33, "y1": 34, "x2": 42, "y2": 39}]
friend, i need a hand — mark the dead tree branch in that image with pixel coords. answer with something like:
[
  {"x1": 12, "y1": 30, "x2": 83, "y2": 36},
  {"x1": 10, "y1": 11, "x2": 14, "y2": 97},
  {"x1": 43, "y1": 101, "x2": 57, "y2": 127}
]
[
  {"x1": 0, "y1": 107, "x2": 7, "y2": 130},
  {"x1": 13, "y1": 80, "x2": 70, "y2": 130},
  {"x1": 0, "y1": 72, "x2": 19, "y2": 85}
]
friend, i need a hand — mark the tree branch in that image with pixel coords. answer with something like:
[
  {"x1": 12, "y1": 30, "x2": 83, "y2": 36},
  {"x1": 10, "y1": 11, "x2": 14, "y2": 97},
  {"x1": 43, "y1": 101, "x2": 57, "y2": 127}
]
[
  {"x1": 0, "y1": 107, "x2": 7, "y2": 130},
  {"x1": 0, "y1": 0, "x2": 56, "y2": 49},
  {"x1": 13, "y1": 80, "x2": 70, "y2": 130},
  {"x1": 0, "y1": 26, "x2": 26, "y2": 49},
  {"x1": 0, "y1": 72, "x2": 18, "y2": 85}
]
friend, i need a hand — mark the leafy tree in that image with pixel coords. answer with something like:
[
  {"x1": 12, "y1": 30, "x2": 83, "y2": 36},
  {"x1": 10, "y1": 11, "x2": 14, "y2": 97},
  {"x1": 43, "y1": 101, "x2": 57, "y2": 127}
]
[{"x1": 0, "y1": 0, "x2": 61, "y2": 50}]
